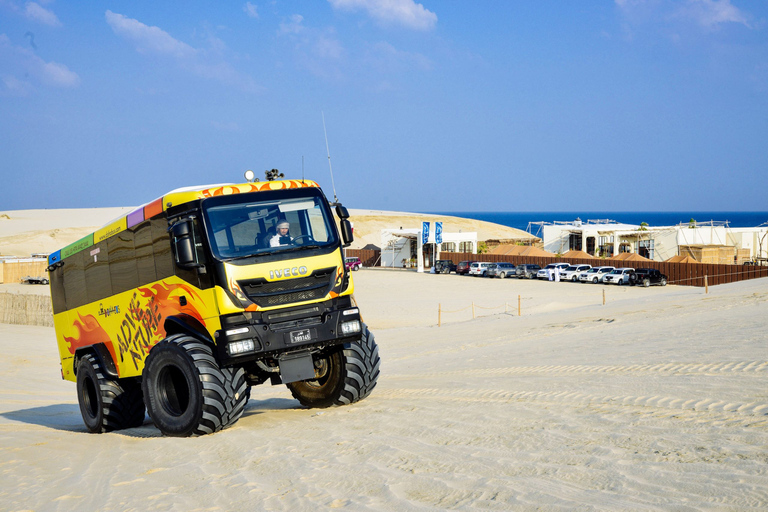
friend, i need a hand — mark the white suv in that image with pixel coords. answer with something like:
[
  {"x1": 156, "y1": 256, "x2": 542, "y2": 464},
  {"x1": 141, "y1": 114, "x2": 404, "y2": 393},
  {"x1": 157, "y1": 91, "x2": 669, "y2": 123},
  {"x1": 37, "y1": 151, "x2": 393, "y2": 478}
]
[
  {"x1": 537, "y1": 262, "x2": 570, "y2": 280},
  {"x1": 560, "y1": 264, "x2": 592, "y2": 282},
  {"x1": 578, "y1": 266, "x2": 615, "y2": 283},
  {"x1": 469, "y1": 262, "x2": 492, "y2": 276},
  {"x1": 469, "y1": 261, "x2": 490, "y2": 277},
  {"x1": 603, "y1": 267, "x2": 635, "y2": 285}
]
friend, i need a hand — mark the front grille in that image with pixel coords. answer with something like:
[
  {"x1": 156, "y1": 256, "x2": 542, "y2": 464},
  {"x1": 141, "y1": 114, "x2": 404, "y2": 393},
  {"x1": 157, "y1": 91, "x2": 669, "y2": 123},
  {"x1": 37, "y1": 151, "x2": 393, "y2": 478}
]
[{"x1": 239, "y1": 267, "x2": 336, "y2": 308}]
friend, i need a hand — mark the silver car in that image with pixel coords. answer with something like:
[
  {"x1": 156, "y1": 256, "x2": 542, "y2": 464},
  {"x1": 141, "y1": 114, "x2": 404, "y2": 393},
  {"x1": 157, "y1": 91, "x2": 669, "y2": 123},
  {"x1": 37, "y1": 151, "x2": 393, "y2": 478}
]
[
  {"x1": 578, "y1": 266, "x2": 615, "y2": 284},
  {"x1": 488, "y1": 262, "x2": 516, "y2": 278}
]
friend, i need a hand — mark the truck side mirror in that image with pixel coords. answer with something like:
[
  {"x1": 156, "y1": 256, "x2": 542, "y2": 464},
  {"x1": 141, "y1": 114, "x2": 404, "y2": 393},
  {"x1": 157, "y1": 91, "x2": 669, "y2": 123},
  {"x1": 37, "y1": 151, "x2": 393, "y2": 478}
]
[
  {"x1": 340, "y1": 219, "x2": 354, "y2": 247},
  {"x1": 335, "y1": 205, "x2": 350, "y2": 220},
  {"x1": 171, "y1": 220, "x2": 201, "y2": 270}
]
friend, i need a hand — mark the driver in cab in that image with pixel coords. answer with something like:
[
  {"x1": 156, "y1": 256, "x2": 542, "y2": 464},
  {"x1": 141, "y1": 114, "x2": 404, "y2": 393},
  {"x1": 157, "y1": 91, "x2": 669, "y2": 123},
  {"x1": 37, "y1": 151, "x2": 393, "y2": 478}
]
[{"x1": 270, "y1": 219, "x2": 293, "y2": 247}]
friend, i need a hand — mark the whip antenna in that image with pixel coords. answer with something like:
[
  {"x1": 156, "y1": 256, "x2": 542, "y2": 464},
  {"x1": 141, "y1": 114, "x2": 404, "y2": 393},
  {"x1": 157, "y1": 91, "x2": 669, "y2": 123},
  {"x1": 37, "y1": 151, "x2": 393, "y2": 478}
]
[{"x1": 322, "y1": 111, "x2": 338, "y2": 203}]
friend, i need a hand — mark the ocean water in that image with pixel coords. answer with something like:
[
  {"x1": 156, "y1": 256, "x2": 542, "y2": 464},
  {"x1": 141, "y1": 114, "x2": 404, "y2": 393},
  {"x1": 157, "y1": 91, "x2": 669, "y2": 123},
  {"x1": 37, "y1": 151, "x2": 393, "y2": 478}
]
[{"x1": 431, "y1": 211, "x2": 768, "y2": 234}]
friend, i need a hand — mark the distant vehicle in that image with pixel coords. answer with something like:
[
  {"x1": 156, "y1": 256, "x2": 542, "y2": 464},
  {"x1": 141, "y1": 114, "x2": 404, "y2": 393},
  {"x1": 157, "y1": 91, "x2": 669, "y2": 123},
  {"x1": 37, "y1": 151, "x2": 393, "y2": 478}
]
[
  {"x1": 434, "y1": 259, "x2": 457, "y2": 274},
  {"x1": 578, "y1": 266, "x2": 615, "y2": 284},
  {"x1": 456, "y1": 261, "x2": 476, "y2": 275},
  {"x1": 560, "y1": 264, "x2": 592, "y2": 282},
  {"x1": 603, "y1": 267, "x2": 635, "y2": 285},
  {"x1": 515, "y1": 264, "x2": 541, "y2": 279},
  {"x1": 488, "y1": 262, "x2": 516, "y2": 279},
  {"x1": 630, "y1": 268, "x2": 668, "y2": 287},
  {"x1": 21, "y1": 275, "x2": 49, "y2": 285},
  {"x1": 344, "y1": 256, "x2": 362, "y2": 271},
  {"x1": 469, "y1": 262, "x2": 492, "y2": 277},
  {"x1": 537, "y1": 262, "x2": 570, "y2": 280}
]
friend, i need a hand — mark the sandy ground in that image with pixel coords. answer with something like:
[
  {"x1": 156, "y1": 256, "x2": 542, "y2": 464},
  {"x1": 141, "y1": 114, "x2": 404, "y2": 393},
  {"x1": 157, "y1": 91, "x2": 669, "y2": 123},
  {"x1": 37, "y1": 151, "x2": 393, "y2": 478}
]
[{"x1": 1, "y1": 269, "x2": 767, "y2": 511}]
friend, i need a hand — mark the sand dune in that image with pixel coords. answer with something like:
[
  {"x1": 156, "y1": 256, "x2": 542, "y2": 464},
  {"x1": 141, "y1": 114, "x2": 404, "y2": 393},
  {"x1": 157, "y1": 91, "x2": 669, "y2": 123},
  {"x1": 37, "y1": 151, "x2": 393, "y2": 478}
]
[
  {"x1": 1, "y1": 267, "x2": 767, "y2": 510},
  {"x1": 0, "y1": 207, "x2": 535, "y2": 258}
]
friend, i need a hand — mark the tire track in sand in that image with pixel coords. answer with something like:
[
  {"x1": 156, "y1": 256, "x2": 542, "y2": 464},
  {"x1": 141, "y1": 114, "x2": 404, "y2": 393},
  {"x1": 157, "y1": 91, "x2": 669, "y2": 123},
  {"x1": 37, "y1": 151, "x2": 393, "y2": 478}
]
[
  {"x1": 374, "y1": 387, "x2": 768, "y2": 427},
  {"x1": 389, "y1": 361, "x2": 768, "y2": 379}
]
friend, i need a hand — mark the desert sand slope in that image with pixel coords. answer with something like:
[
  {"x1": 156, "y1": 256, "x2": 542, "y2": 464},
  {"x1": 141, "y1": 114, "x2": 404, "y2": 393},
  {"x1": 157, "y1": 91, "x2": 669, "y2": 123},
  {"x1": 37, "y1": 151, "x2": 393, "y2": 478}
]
[
  {"x1": 347, "y1": 209, "x2": 537, "y2": 249},
  {"x1": 0, "y1": 207, "x2": 536, "y2": 258},
  {"x1": 1, "y1": 271, "x2": 767, "y2": 510},
  {"x1": 0, "y1": 208, "x2": 132, "y2": 257}
]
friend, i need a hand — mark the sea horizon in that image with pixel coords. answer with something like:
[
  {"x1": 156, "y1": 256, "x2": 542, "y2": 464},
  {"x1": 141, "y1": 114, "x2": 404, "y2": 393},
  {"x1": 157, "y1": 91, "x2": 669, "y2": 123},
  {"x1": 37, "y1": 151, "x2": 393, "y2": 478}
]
[{"x1": 429, "y1": 211, "x2": 768, "y2": 233}]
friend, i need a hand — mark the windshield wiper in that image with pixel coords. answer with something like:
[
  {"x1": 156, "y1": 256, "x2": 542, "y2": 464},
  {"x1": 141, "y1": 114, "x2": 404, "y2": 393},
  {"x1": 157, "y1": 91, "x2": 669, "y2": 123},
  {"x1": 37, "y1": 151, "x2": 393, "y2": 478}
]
[
  {"x1": 278, "y1": 244, "x2": 322, "y2": 253},
  {"x1": 222, "y1": 253, "x2": 260, "y2": 262}
]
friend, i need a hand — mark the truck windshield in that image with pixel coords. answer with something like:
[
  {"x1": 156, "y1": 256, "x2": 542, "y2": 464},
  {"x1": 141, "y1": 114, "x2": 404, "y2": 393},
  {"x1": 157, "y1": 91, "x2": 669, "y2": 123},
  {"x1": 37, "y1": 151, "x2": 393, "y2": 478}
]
[{"x1": 202, "y1": 189, "x2": 338, "y2": 260}]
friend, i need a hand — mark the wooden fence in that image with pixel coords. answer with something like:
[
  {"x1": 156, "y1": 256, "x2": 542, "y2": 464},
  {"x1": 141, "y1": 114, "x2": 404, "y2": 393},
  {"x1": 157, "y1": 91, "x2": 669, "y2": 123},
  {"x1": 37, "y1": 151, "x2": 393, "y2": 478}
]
[
  {"x1": 433, "y1": 252, "x2": 768, "y2": 287},
  {"x1": 345, "y1": 249, "x2": 381, "y2": 268}
]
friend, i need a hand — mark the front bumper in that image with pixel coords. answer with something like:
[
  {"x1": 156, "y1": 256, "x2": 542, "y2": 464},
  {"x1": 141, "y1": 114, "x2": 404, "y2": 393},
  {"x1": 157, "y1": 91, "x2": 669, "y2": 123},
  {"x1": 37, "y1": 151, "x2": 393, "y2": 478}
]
[{"x1": 215, "y1": 296, "x2": 362, "y2": 367}]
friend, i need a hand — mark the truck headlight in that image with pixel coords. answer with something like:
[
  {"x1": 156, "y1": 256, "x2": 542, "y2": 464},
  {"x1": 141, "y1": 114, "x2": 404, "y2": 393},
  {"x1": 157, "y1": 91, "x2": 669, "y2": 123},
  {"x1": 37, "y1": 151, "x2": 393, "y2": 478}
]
[
  {"x1": 340, "y1": 320, "x2": 361, "y2": 335},
  {"x1": 227, "y1": 339, "x2": 255, "y2": 355}
]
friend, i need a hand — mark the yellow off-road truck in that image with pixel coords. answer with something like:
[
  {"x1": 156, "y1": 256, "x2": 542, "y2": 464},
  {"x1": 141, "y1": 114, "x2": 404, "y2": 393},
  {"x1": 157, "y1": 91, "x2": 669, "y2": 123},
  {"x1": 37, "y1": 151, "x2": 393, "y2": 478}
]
[{"x1": 48, "y1": 176, "x2": 380, "y2": 436}]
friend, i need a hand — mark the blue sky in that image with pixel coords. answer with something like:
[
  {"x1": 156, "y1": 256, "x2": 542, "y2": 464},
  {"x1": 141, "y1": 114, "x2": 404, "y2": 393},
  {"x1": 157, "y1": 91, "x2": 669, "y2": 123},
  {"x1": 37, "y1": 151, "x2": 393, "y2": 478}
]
[{"x1": 1, "y1": 0, "x2": 767, "y2": 212}]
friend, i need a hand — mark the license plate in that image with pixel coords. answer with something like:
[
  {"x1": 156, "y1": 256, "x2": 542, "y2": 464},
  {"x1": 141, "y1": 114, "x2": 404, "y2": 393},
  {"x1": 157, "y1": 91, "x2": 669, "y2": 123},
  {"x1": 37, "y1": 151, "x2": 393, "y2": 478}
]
[{"x1": 289, "y1": 329, "x2": 313, "y2": 344}]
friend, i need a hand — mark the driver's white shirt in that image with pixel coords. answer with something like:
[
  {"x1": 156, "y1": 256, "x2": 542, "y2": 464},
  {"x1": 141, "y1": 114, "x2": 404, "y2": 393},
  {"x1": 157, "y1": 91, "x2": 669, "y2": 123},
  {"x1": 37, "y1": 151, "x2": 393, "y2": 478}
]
[{"x1": 269, "y1": 233, "x2": 293, "y2": 247}]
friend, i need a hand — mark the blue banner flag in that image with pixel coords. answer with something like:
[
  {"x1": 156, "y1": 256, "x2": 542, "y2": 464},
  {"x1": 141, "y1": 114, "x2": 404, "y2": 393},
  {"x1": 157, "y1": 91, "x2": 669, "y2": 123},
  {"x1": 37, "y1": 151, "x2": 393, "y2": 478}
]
[
  {"x1": 422, "y1": 222, "x2": 429, "y2": 244},
  {"x1": 435, "y1": 222, "x2": 443, "y2": 244}
]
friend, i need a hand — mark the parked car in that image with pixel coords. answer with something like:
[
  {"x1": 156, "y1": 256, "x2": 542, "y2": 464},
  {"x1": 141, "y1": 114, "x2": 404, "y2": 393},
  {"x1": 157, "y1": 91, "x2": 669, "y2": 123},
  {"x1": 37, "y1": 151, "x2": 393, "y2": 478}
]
[
  {"x1": 537, "y1": 262, "x2": 570, "y2": 280},
  {"x1": 488, "y1": 262, "x2": 516, "y2": 278},
  {"x1": 603, "y1": 267, "x2": 635, "y2": 285},
  {"x1": 456, "y1": 260, "x2": 476, "y2": 275},
  {"x1": 630, "y1": 268, "x2": 668, "y2": 287},
  {"x1": 469, "y1": 262, "x2": 492, "y2": 277},
  {"x1": 578, "y1": 266, "x2": 615, "y2": 284},
  {"x1": 21, "y1": 275, "x2": 49, "y2": 285},
  {"x1": 516, "y1": 264, "x2": 541, "y2": 279},
  {"x1": 344, "y1": 257, "x2": 362, "y2": 271},
  {"x1": 560, "y1": 264, "x2": 592, "y2": 282},
  {"x1": 434, "y1": 259, "x2": 457, "y2": 274}
]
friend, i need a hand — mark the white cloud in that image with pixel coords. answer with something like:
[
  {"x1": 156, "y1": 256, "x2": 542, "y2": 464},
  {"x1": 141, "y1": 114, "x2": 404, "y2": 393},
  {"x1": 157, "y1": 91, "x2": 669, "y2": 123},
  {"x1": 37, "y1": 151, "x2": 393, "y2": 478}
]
[
  {"x1": 2, "y1": 74, "x2": 33, "y2": 96},
  {"x1": 616, "y1": 0, "x2": 751, "y2": 29},
  {"x1": 0, "y1": 33, "x2": 80, "y2": 90},
  {"x1": 105, "y1": 10, "x2": 197, "y2": 58},
  {"x1": 105, "y1": 11, "x2": 262, "y2": 93},
  {"x1": 329, "y1": 0, "x2": 437, "y2": 30},
  {"x1": 39, "y1": 58, "x2": 80, "y2": 86},
  {"x1": 243, "y1": 2, "x2": 258, "y2": 19},
  {"x1": 24, "y1": 1, "x2": 61, "y2": 26},
  {"x1": 279, "y1": 14, "x2": 305, "y2": 34},
  {"x1": 315, "y1": 34, "x2": 344, "y2": 60},
  {"x1": 678, "y1": 0, "x2": 749, "y2": 28}
]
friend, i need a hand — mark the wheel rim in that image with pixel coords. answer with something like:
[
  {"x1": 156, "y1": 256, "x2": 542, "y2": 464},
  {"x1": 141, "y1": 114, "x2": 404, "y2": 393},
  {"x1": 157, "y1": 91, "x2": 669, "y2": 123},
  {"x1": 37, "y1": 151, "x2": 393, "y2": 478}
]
[
  {"x1": 157, "y1": 364, "x2": 191, "y2": 417},
  {"x1": 305, "y1": 357, "x2": 331, "y2": 388}
]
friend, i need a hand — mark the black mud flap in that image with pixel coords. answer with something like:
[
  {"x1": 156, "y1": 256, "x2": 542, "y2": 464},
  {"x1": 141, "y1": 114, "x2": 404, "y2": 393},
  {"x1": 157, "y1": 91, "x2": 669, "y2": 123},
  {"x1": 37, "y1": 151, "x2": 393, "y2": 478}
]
[{"x1": 279, "y1": 351, "x2": 316, "y2": 384}]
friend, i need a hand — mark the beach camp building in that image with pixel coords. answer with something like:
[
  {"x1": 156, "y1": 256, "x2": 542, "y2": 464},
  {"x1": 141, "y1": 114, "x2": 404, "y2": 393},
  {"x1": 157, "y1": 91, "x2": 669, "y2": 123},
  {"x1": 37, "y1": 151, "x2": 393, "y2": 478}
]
[
  {"x1": 537, "y1": 219, "x2": 767, "y2": 263},
  {"x1": 381, "y1": 228, "x2": 477, "y2": 272}
]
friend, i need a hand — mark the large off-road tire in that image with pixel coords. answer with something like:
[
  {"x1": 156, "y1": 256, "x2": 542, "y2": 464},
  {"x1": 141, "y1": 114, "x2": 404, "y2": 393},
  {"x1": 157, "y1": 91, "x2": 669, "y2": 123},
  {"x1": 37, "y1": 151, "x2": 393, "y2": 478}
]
[
  {"x1": 142, "y1": 334, "x2": 250, "y2": 437},
  {"x1": 287, "y1": 324, "x2": 380, "y2": 409},
  {"x1": 643, "y1": 278, "x2": 650, "y2": 287},
  {"x1": 77, "y1": 353, "x2": 145, "y2": 433},
  {"x1": 661, "y1": 278, "x2": 667, "y2": 286}
]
